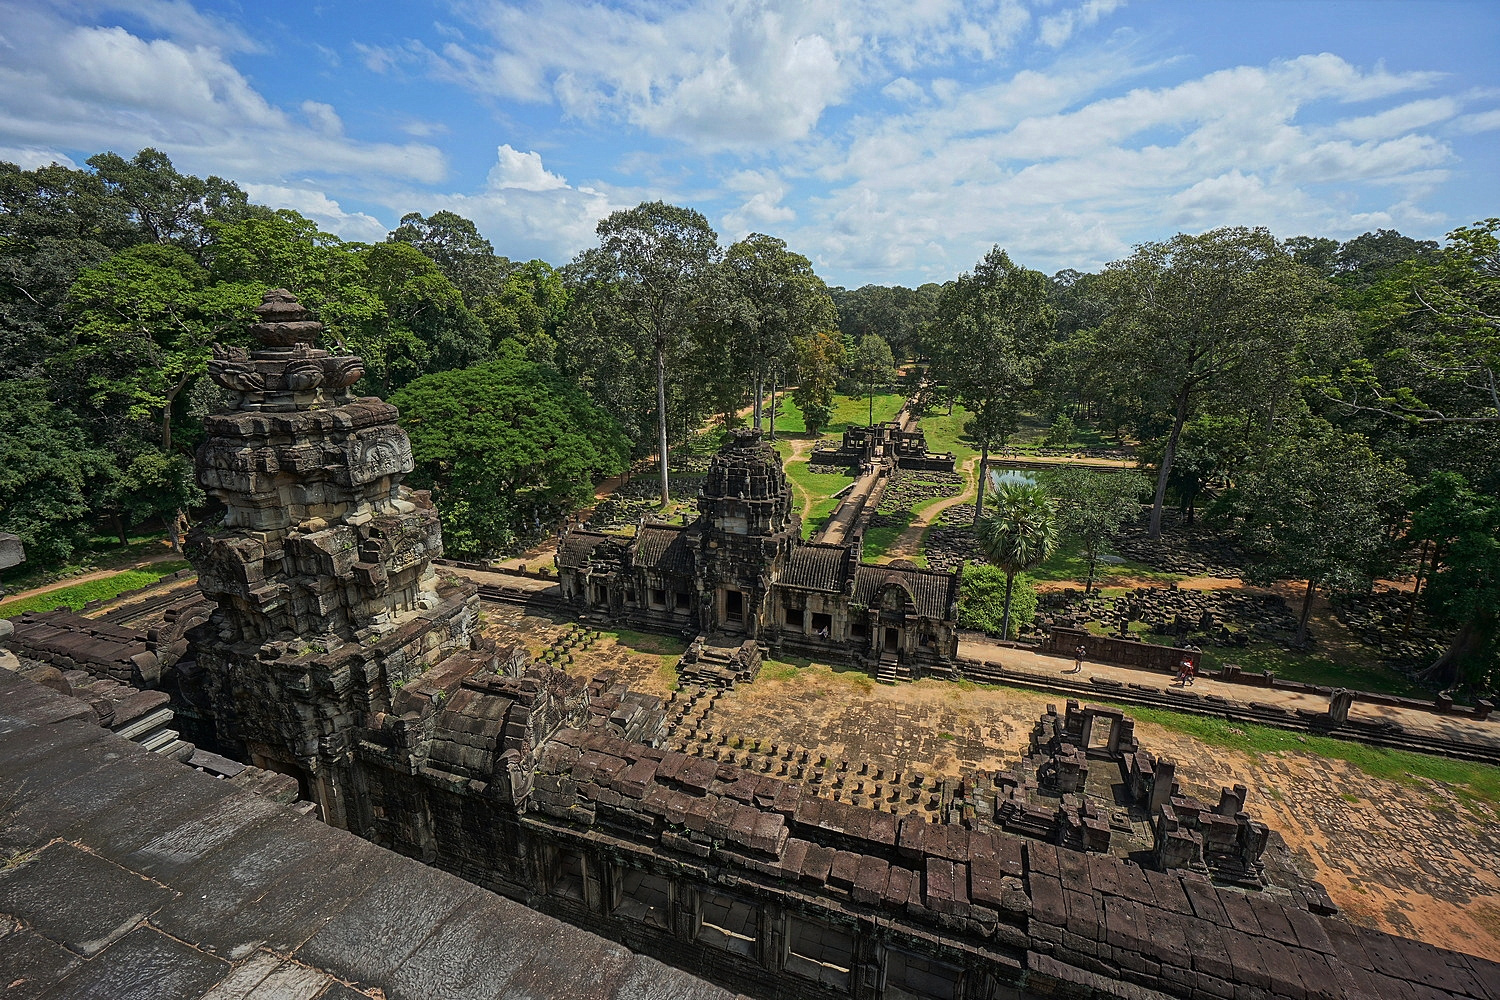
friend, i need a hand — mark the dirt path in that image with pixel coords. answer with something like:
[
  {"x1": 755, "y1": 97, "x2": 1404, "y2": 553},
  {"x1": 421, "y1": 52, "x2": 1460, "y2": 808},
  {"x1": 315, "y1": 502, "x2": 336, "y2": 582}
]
[
  {"x1": 0, "y1": 550, "x2": 180, "y2": 613},
  {"x1": 778, "y1": 439, "x2": 820, "y2": 526},
  {"x1": 876, "y1": 456, "x2": 980, "y2": 563}
]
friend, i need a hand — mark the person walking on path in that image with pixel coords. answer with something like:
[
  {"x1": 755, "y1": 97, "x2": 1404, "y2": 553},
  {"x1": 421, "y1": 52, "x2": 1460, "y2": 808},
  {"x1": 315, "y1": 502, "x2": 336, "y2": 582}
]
[{"x1": 1071, "y1": 644, "x2": 1086, "y2": 674}]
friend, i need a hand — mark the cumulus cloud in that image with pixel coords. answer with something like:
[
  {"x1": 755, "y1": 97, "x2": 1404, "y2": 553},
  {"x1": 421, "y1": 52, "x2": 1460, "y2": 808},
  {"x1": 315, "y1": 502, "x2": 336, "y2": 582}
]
[
  {"x1": 488, "y1": 144, "x2": 568, "y2": 191},
  {"x1": 425, "y1": 0, "x2": 1036, "y2": 150},
  {"x1": 242, "y1": 183, "x2": 391, "y2": 243},
  {"x1": 778, "y1": 52, "x2": 1470, "y2": 280},
  {"x1": 0, "y1": 4, "x2": 445, "y2": 189}
]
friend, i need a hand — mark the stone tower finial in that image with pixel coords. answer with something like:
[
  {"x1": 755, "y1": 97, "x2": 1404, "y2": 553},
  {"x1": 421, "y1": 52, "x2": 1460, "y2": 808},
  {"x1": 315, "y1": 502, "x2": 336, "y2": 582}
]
[
  {"x1": 250, "y1": 288, "x2": 323, "y2": 348},
  {"x1": 207, "y1": 288, "x2": 364, "y2": 410}
]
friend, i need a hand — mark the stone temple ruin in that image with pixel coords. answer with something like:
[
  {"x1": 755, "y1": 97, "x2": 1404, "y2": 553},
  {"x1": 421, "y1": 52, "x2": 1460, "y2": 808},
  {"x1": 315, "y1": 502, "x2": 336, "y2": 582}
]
[
  {"x1": 962, "y1": 701, "x2": 1275, "y2": 892},
  {"x1": 557, "y1": 428, "x2": 964, "y2": 682},
  {"x1": 815, "y1": 421, "x2": 957, "y2": 474},
  {"x1": 3, "y1": 289, "x2": 1498, "y2": 1000}
]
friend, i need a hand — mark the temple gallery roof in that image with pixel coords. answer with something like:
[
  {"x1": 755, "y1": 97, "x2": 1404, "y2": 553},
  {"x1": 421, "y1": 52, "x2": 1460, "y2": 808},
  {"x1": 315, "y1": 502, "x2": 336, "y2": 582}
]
[
  {"x1": 0, "y1": 671, "x2": 731, "y2": 1000},
  {"x1": 632, "y1": 524, "x2": 696, "y2": 576},
  {"x1": 780, "y1": 543, "x2": 853, "y2": 593},
  {"x1": 852, "y1": 564, "x2": 959, "y2": 619}
]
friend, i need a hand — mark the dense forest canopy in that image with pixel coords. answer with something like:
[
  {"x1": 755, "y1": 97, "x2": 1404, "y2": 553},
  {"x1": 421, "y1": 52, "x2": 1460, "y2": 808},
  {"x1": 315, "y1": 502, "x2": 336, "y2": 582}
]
[{"x1": 1, "y1": 149, "x2": 1495, "y2": 688}]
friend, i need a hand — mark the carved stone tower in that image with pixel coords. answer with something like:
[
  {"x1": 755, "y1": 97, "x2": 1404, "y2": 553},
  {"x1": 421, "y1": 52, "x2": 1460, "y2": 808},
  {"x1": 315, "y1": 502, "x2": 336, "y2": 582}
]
[
  {"x1": 693, "y1": 428, "x2": 799, "y2": 635},
  {"x1": 187, "y1": 289, "x2": 480, "y2": 825}
]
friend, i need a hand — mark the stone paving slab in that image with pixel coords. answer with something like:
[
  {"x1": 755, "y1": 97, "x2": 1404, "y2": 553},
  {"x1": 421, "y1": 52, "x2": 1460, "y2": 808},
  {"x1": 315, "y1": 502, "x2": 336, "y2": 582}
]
[{"x1": 0, "y1": 672, "x2": 736, "y2": 1000}]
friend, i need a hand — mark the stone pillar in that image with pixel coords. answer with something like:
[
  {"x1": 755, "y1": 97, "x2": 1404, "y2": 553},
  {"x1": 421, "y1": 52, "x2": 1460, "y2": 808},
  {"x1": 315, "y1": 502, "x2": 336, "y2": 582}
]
[
  {"x1": 1149, "y1": 759, "x2": 1176, "y2": 814},
  {"x1": 1328, "y1": 688, "x2": 1354, "y2": 725}
]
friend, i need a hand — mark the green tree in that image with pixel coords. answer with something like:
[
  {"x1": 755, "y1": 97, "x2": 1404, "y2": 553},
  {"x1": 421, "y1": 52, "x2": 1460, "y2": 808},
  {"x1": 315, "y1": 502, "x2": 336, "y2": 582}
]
[
  {"x1": 792, "y1": 328, "x2": 844, "y2": 436},
  {"x1": 722, "y1": 233, "x2": 836, "y2": 430},
  {"x1": 392, "y1": 345, "x2": 631, "y2": 557},
  {"x1": 975, "y1": 478, "x2": 1059, "y2": 640},
  {"x1": 0, "y1": 380, "x2": 113, "y2": 563},
  {"x1": 852, "y1": 333, "x2": 896, "y2": 427},
  {"x1": 389, "y1": 210, "x2": 508, "y2": 307},
  {"x1": 1212, "y1": 420, "x2": 1405, "y2": 647},
  {"x1": 958, "y1": 565, "x2": 1038, "y2": 639},
  {"x1": 927, "y1": 247, "x2": 1054, "y2": 523},
  {"x1": 477, "y1": 259, "x2": 568, "y2": 363},
  {"x1": 1409, "y1": 472, "x2": 1499, "y2": 692},
  {"x1": 0, "y1": 160, "x2": 137, "y2": 377},
  {"x1": 569, "y1": 202, "x2": 720, "y2": 504},
  {"x1": 1097, "y1": 227, "x2": 1325, "y2": 537},
  {"x1": 87, "y1": 148, "x2": 265, "y2": 262},
  {"x1": 331, "y1": 241, "x2": 490, "y2": 395},
  {"x1": 62, "y1": 243, "x2": 260, "y2": 454},
  {"x1": 1042, "y1": 467, "x2": 1148, "y2": 593}
]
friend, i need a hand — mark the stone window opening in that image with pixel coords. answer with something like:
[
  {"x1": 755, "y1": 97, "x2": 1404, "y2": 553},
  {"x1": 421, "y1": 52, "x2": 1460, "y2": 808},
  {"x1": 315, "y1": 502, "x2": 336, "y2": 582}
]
[
  {"x1": 884, "y1": 948, "x2": 962, "y2": 1000},
  {"x1": 674, "y1": 591, "x2": 692, "y2": 611},
  {"x1": 625, "y1": 589, "x2": 637, "y2": 605},
  {"x1": 725, "y1": 590, "x2": 744, "y2": 622},
  {"x1": 650, "y1": 588, "x2": 667, "y2": 609},
  {"x1": 785, "y1": 915, "x2": 855, "y2": 990},
  {"x1": 810, "y1": 612, "x2": 832, "y2": 638},
  {"x1": 697, "y1": 891, "x2": 757, "y2": 959},
  {"x1": 551, "y1": 849, "x2": 586, "y2": 902},
  {"x1": 785, "y1": 606, "x2": 805, "y2": 631},
  {"x1": 1089, "y1": 718, "x2": 1114, "y2": 751},
  {"x1": 614, "y1": 867, "x2": 671, "y2": 930},
  {"x1": 851, "y1": 620, "x2": 868, "y2": 638}
]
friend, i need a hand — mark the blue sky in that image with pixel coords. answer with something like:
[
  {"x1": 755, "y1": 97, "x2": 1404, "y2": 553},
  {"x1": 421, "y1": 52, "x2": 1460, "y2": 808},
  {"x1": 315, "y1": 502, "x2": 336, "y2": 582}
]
[{"x1": 1, "y1": 0, "x2": 1495, "y2": 286}]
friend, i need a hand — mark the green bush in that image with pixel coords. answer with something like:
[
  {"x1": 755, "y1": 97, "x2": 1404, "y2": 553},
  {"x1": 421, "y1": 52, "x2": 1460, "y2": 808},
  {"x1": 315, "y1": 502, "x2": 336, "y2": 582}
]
[
  {"x1": 1044, "y1": 414, "x2": 1077, "y2": 447},
  {"x1": 958, "y1": 565, "x2": 1037, "y2": 638}
]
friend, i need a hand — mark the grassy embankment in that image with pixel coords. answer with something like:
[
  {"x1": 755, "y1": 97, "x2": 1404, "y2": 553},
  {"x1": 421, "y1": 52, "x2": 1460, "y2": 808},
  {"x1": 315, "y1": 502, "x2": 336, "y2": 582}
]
[
  {"x1": 0, "y1": 561, "x2": 193, "y2": 617},
  {"x1": 951, "y1": 678, "x2": 1500, "y2": 806}
]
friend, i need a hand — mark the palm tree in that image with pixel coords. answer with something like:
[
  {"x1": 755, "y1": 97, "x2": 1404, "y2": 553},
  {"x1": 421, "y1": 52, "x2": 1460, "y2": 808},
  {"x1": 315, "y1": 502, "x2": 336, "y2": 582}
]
[{"x1": 976, "y1": 478, "x2": 1060, "y2": 639}]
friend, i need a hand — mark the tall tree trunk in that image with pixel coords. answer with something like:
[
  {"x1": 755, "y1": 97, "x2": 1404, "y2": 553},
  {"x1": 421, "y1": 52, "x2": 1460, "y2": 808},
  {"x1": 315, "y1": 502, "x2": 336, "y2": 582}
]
[
  {"x1": 656, "y1": 343, "x2": 670, "y2": 505},
  {"x1": 768, "y1": 371, "x2": 777, "y2": 440},
  {"x1": 753, "y1": 375, "x2": 764, "y2": 430},
  {"x1": 1148, "y1": 384, "x2": 1192, "y2": 538},
  {"x1": 169, "y1": 511, "x2": 183, "y2": 553},
  {"x1": 868, "y1": 388, "x2": 874, "y2": 427},
  {"x1": 973, "y1": 441, "x2": 990, "y2": 525},
  {"x1": 1000, "y1": 571, "x2": 1016, "y2": 640},
  {"x1": 113, "y1": 513, "x2": 128, "y2": 548},
  {"x1": 1295, "y1": 577, "x2": 1316, "y2": 647},
  {"x1": 1405, "y1": 540, "x2": 1430, "y2": 631},
  {"x1": 1419, "y1": 619, "x2": 1480, "y2": 689}
]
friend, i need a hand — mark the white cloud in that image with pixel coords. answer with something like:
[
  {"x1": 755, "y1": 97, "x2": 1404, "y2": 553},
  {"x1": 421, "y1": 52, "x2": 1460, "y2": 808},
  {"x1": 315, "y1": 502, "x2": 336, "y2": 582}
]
[
  {"x1": 780, "y1": 52, "x2": 1466, "y2": 279},
  {"x1": 388, "y1": 144, "x2": 638, "y2": 264},
  {"x1": 1038, "y1": 0, "x2": 1126, "y2": 48},
  {"x1": 1453, "y1": 108, "x2": 1500, "y2": 134},
  {"x1": 1332, "y1": 97, "x2": 1459, "y2": 140},
  {"x1": 242, "y1": 183, "x2": 390, "y2": 243},
  {"x1": 0, "y1": 145, "x2": 77, "y2": 170},
  {"x1": 427, "y1": 0, "x2": 1036, "y2": 150},
  {"x1": 487, "y1": 144, "x2": 568, "y2": 191},
  {"x1": 0, "y1": 6, "x2": 446, "y2": 189}
]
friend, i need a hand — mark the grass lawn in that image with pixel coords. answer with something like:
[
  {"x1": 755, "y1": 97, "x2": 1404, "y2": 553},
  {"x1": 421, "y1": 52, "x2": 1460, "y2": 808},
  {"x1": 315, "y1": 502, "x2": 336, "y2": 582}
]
[
  {"x1": 910, "y1": 403, "x2": 978, "y2": 460},
  {"x1": 0, "y1": 534, "x2": 174, "y2": 594},
  {"x1": 827, "y1": 392, "x2": 905, "y2": 434},
  {"x1": 1005, "y1": 412, "x2": 1124, "y2": 451},
  {"x1": 0, "y1": 561, "x2": 192, "y2": 617},
  {"x1": 782, "y1": 458, "x2": 852, "y2": 539},
  {"x1": 1030, "y1": 537, "x2": 1184, "y2": 587},
  {"x1": 862, "y1": 510, "x2": 913, "y2": 560}
]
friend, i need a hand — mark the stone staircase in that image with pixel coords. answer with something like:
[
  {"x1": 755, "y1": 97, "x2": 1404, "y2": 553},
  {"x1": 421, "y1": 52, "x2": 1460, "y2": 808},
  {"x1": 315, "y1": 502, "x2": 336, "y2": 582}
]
[{"x1": 676, "y1": 633, "x2": 764, "y2": 689}]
